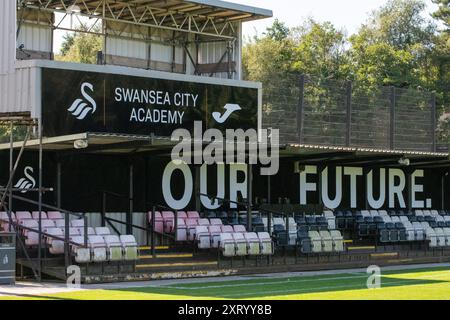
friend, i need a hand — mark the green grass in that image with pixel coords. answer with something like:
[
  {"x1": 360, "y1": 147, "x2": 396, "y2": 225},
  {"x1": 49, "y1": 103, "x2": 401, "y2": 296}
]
[{"x1": 2, "y1": 267, "x2": 450, "y2": 300}]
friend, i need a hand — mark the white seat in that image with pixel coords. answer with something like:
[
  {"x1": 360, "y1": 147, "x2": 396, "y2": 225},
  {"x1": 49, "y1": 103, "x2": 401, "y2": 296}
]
[
  {"x1": 308, "y1": 231, "x2": 322, "y2": 253},
  {"x1": 232, "y1": 233, "x2": 248, "y2": 256},
  {"x1": 103, "y1": 235, "x2": 123, "y2": 261},
  {"x1": 426, "y1": 228, "x2": 438, "y2": 247},
  {"x1": 257, "y1": 232, "x2": 273, "y2": 255},
  {"x1": 399, "y1": 216, "x2": 409, "y2": 223},
  {"x1": 319, "y1": 231, "x2": 333, "y2": 253},
  {"x1": 415, "y1": 210, "x2": 424, "y2": 216},
  {"x1": 443, "y1": 228, "x2": 450, "y2": 246},
  {"x1": 412, "y1": 222, "x2": 425, "y2": 241},
  {"x1": 46, "y1": 228, "x2": 64, "y2": 254},
  {"x1": 78, "y1": 227, "x2": 95, "y2": 236},
  {"x1": 70, "y1": 219, "x2": 84, "y2": 228},
  {"x1": 219, "y1": 233, "x2": 235, "y2": 257},
  {"x1": 369, "y1": 210, "x2": 379, "y2": 217},
  {"x1": 382, "y1": 216, "x2": 392, "y2": 223},
  {"x1": 195, "y1": 225, "x2": 211, "y2": 249},
  {"x1": 47, "y1": 211, "x2": 63, "y2": 220},
  {"x1": 431, "y1": 210, "x2": 440, "y2": 216},
  {"x1": 423, "y1": 210, "x2": 432, "y2": 216},
  {"x1": 32, "y1": 211, "x2": 47, "y2": 220},
  {"x1": 209, "y1": 225, "x2": 222, "y2": 248},
  {"x1": 330, "y1": 230, "x2": 344, "y2": 252},
  {"x1": 120, "y1": 235, "x2": 138, "y2": 261},
  {"x1": 209, "y1": 218, "x2": 223, "y2": 226},
  {"x1": 71, "y1": 236, "x2": 91, "y2": 263},
  {"x1": 244, "y1": 232, "x2": 261, "y2": 255},
  {"x1": 176, "y1": 218, "x2": 187, "y2": 241},
  {"x1": 378, "y1": 210, "x2": 388, "y2": 216},
  {"x1": 435, "y1": 228, "x2": 446, "y2": 247},
  {"x1": 361, "y1": 210, "x2": 370, "y2": 217},
  {"x1": 403, "y1": 221, "x2": 415, "y2": 241},
  {"x1": 391, "y1": 216, "x2": 400, "y2": 223},
  {"x1": 95, "y1": 227, "x2": 111, "y2": 236},
  {"x1": 273, "y1": 217, "x2": 286, "y2": 228},
  {"x1": 88, "y1": 236, "x2": 107, "y2": 262},
  {"x1": 16, "y1": 211, "x2": 32, "y2": 222},
  {"x1": 21, "y1": 220, "x2": 39, "y2": 246}
]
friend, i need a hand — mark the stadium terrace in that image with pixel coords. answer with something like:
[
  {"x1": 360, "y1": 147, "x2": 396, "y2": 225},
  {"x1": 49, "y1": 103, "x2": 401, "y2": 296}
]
[{"x1": 0, "y1": 0, "x2": 450, "y2": 290}]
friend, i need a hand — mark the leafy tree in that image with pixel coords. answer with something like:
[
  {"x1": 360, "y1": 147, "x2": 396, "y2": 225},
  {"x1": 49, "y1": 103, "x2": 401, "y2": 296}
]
[
  {"x1": 56, "y1": 24, "x2": 103, "y2": 64},
  {"x1": 432, "y1": 0, "x2": 450, "y2": 28}
]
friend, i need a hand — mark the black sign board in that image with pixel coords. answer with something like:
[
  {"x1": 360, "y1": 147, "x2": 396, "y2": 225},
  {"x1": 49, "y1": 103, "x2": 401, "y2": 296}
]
[{"x1": 41, "y1": 68, "x2": 259, "y2": 137}]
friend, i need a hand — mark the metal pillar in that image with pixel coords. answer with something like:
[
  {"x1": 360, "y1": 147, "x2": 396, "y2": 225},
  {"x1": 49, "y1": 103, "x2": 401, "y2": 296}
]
[
  {"x1": 8, "y1": 123, "x2": 13, "y2": 231},
  {"x1": 346, "y1": 81, "x2": 352, "y2": 147},
  {"x1": 390, "y1": 86, "x2": 396, "y2": 150},
  {"x1": 128, "y1": 163, "x2": 134, "y2": 235},
  {"x1": 38, "y1": 121, "x2": 43, "y2": 281},
  {"x1": 246, "y1": 164, "x2": 253, "y2": 232},
  {"x1": 297, "y1": 75, "x2": 305, "y2": 144}
]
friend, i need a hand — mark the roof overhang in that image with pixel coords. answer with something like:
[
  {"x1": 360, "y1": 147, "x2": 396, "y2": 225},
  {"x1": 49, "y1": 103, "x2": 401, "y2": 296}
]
[{"x1": 1, "y1": 135, "x2": 449, "y2": 169}]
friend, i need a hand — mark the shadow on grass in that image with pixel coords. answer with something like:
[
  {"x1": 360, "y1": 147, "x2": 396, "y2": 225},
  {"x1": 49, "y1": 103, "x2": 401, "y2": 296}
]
[{"x1": 110, "y1": 269, "x2": 450, "y2": 299}]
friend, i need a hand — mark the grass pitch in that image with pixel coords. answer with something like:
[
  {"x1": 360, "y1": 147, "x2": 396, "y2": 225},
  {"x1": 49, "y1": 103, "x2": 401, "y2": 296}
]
[{"x1": 1, "y1": 266, "x2": 450, "y2": 300}]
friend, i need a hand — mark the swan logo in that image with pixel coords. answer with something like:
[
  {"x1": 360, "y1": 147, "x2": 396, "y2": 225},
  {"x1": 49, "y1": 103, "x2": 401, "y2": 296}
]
[
  {"x1": 212, "y1": 104, "x2": 241, "y2": 124},
  {"x1": 14, "y1": 166, "x2": 36, "y2": 193},
  {"x1": 67, "y1": 82, "x2": 96, "y2": 120}
]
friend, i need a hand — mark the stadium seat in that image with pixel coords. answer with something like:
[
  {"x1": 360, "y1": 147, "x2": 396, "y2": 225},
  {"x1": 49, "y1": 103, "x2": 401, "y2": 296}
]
[
  {"x1": 16, "y1": 211, "x2": 32, "y2": 223},
  {"x1": 187, "y1": 211, "x2": 200, "y2": 220},
  {"x1": 252, "y1": 217, "x2": 265, "y2": 232},
  {"x1": 412, "y1": 222, "x2": 425, "y2": 241},
  {"x1": 257, "y1": 232, "x2": 273, "y2": 255},
  {"x1": 55, "y1": 220, "x2": 66, "y2": 228},
  {"x1": 330, "y1": 230, "x2": 344, "y2": 252},
  {"x1": 0, "y1": 212, "x2": 15, "y2": 231},
  {"x1": 379, "y1": 224, "x2": 390, "y2": 243},
  {"x1": 47, "y1": 211, "x2": 63, "y2": 220},
  {"x1": 209, "y1": 225, "x2": 222, "y2": 248},
  {"x1": 396, "y1": 222, "x2": 407, "y2": 241},
  {"x1": 415, "y1": 210, "x2": 424, "y2": 216},
  {"x1": 32, "y1": 211, "x2": 47, "y2": 220},
  {"x1": 219, "y1": 233, "x2": 235, "y2": 257},
  {"x1": 297, "y1": 231, "x2": 312, "y2": 253},
  {"x1": 47, "y1": 228, "x2": 65, "y2": 254},
  {"x1": 435, "y1": 228, "x2": 446, "y2": 247},
  {"x1": 308, "y1": 231, "x2": 322, "y2": 253},
  {"x1": 148, "y1": 211, "x2": 164, "y2": 233},
  {"x1": 221, "y1": 225, "x2": 234, "y2": 233},
  {"x1": 195, "y1": 226, "x2": 211, "y2": 249},
  {"x1": 232, "y1": 233, "x2": 248, "y2": 256},
  {"x1": 41, "y1": 219, "x2": 56, "y2": 233},
  {"x1": 88, "y1": 236, "x2": 107, "y2": 262},
  {"x1": 273, "y1": 224, "x2": 288, "y2": 246},
  {"x1": 176, "y1": 218, "x2": 187, "y2": 241},
  {"x1": 233, "y1": 225, "x2": 246, "y2": 233},
  {"x1": 70, "y1": 219, "x2": 85, "y2": 228},
  {"x1": 186, "y1": 219, "x2": 198, "y2": 241},
  {"x1": 210, "y1": 218, "x2": 223, "y2": 226},
  {"x1": 71, "y1": 236, "x2": 91, "y2": 263},
  {"x1": 319, "y1": 231, "x2": 333, "y2": 252},
  {"x1": 244, "y1": 232, "x2": 261, "y2": 255},
  {"x1": 103, "y1": 235, "x2": 124, "y2": 261},
  {"x1": 178, "y1": 211, "x2": 188, "y2": 220},
  {"x1": 21, "y1": 220, "x2": 39, "y2": 246},
  {"x1": 78, "y1": 227, "x2": 95, "y2": 236},
  {"x1": 426, "y1": 228, "x2": 438, "y2": 247},
  {"x1": 161, "y1": 211, "x2": 174, "y2": 233},
  {"x1": 120, "y1": 235, "x2": 138, "y2": 261},
  {"x1": 95, "y1": 227, "x2": 111, "y2": 236},
  {"x1": 443, "y1": 228, "x2": 450, "y2": 246}
]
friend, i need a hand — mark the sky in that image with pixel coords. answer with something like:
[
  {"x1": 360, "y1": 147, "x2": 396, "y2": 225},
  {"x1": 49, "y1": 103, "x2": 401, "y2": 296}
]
[
  {"x1": 52, "y1": 0, "x2": 440, "y2": 53},
  {"x1": 231, "y1": 0, "x2": 440, "y2": 39}
]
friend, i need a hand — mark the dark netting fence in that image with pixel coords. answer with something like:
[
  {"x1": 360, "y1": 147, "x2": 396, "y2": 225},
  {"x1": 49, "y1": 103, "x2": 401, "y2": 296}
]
[{"x1": 262, "y1": 74, "x2": 437, "y2": 152}]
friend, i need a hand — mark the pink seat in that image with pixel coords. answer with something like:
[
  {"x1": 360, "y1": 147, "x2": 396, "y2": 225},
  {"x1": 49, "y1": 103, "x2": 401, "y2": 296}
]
[
  {"x1": 221, "y1": 225, "x2": 234, "y2": 233},
  {"x1": 210, "y1": 218, "x2": 223, "y2": 226},
  {"x1": 233, "y1": 225, "x2": 246, "y2": 233},
  {"x1": 55, "y1": 220, "x2": 66, "y2": 228},
  {"x1": 187, "y1": 211, "x2": 200, "y2": 220},
  {"x1": 88, "y1": 236, "x2": 107, "y2": 262},
  {"x1": 41, "y1": 219, "x2": 56, "y2": 232},
  {"x1": 209, "y1": 225, "x2": 222, "y2": 248},
  {"x1": 16, "y1": 211, "x2": 32, "y2": 223},
  {"x1": 178, "y1": 211, "x2": 187, "y2": 220},
  {"x1": 162, "y1": 211, "x2": 175, "y2": 233},
  {"x1": 198, "y1": 218, "x2": 210, "y2": 226},
  {"x1": 46, "y1": 228, "x2": 64, "y2": 254},
  {"x1": 47, "y1": 211, "x2": 63, "y2": 220},
  {"x1": 21, "y1": 220, "x2": 39, "y2": 246},
  {"x1": 77, "y1": 227, "x2": 95, "y2": 236},
  {"x1": 148, "y1": 211, "x2": 164, "y2": 233},
  {"x1": 32, "y1": 211, "x2": 47, "y2": 220}
]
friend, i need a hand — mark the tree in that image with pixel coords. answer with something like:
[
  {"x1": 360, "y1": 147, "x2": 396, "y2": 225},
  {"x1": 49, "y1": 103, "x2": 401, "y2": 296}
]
[
  {"x1": 56, "y1": 25, "x2": 103, "y2": 64},
  {"x1": 264, "y1": 19, "x2": 290, "y2": 41},
  {"x1": 432, "y1": 0, "x2": 450, "y2": 28}
]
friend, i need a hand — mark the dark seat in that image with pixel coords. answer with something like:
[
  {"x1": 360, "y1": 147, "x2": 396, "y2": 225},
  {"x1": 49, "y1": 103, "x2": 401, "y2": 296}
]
[
  {"x1": 295, "y1": 217, "x2": 306, "y2": 225},
  {"x1": 425, "y1": 216, "x2": 435, "y2": 223},
  {"x1": 273, "y1": 224, "x2": 288, "y2": 246},
  {"x1": 317, "y1": 217, "x2": 328, "y2": 226},
  {"x1": 409, "y1": 216, "x2": 417, "y2": 222},
  {"x1": 206, "y1": 211, "x2": 217, "y2": 219},
  {"x1": 416, "y1": 216, "x2": 425, "y2": 222},
  {"x1": 306, "y1": 216, "x2": 316, "y2": 225},
  {"x1": 359, "y1": 224, "x2": 369, "y2": 236},
  {"x1": 252, "y1": 217, "x2": 265, "y2": 232},
  {"x1": 297, "y1": 231, "x2": 312, "y2": 253},
  {"x1": 438, "y1": 221, "x2": 446, "y2": 228},
  {"x1": 429, "y1": 221, "x2": 437, "y2": 228},
  {"x1": 374, "y1": 216, "x2": 384, "y2": 223},
  {"x1": 297, "y1": 225, "x2": 309, "y2": 233}
]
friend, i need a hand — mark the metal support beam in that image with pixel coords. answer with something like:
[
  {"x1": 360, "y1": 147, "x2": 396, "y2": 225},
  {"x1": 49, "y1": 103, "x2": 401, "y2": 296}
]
[
  {"x1": 128, "y1": 163, "x2": 134, "y2": 235},
  {"x1": 246, "y1": 164, "x2": 253, "y2": 232}
]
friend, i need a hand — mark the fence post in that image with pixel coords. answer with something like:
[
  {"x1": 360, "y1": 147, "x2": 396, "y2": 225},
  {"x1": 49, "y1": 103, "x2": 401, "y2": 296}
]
[
  {"x1": 346, "y1": 81, "x2": 352, "y2": 147},
  {"x1": 390, "y1": 86, "x2": 396, "y2": 150},
  {"x1": 151, "y1": 206, "x2": 156, "y2": 258},
  {"x1": 297, "y1": 74, "x2": 305, "y2": 144},
  {"x1": 431, "y1": 92, "x2": 437, "y2": 152},
  {"x1": 101, "y1": 191, "x2": 106, "y2": 227}
]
